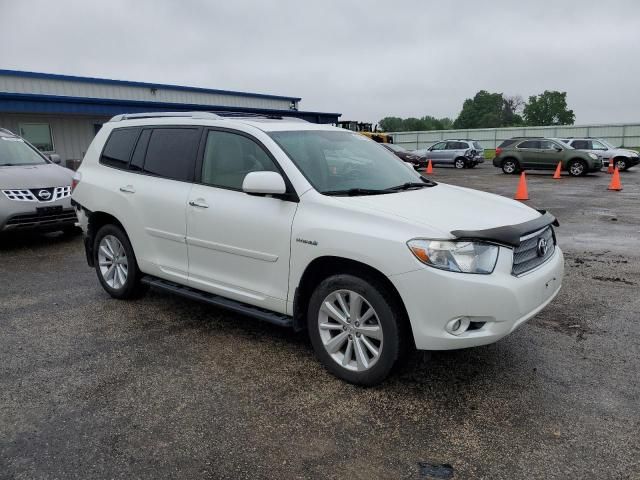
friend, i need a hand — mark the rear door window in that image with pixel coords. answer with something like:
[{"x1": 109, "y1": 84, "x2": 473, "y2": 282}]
[
  {"x1": 100, "y1": 128, "x2": 141, "y2": 169},
  {"x1": 517, "y1": 140, "x2": 540, "y2": 149},
  {"x1": 143, "y1": 128, "x2": 200, "y2": 181}
]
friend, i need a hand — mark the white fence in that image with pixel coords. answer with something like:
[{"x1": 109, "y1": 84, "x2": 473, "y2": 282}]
[{"x1": 390, "y1": 123, "x2": 640, "y2": 150}]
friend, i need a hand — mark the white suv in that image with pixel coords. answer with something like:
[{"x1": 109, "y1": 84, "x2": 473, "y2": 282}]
[{"x1": 72, "y1": 112, "x2": 564, "y2": 385}]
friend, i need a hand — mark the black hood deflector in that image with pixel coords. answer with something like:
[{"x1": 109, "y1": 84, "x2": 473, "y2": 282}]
[{"x1": 450, "y1": 211, "x2": 559, "y2": 247}]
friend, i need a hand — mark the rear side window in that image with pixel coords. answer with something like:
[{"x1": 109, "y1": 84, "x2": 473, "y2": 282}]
[
  {"x1": 143, "y1": 128, "x2": 200, "y2": 181},
  {"x1": 517, "y1": 140, "x2": 540, "y2": 149},
  {"x1": 100, "y1": 128, "x2": 140, "y2": 169},
  {"x1": 571, "y1": 140, "x2": 590, "y2": 149},
  {"x1": 129, "y1": 129, "x2": 151, "y2": 172},
  {"x1": 497, "y1": 139, "x2": 518, "y2": 149}
]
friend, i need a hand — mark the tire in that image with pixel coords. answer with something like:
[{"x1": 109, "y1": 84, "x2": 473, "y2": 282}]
[
  {"x1": 93, "y1": 224, "x2": 147, "y2": 299},
  {"x1": 568, "y1": 159, "x2": 587, "y2": 177},
  {"x1": 501, "y1": 158, "x2": 518, "y2": 174},
  {"x1": 307, "y1": 274, "x2": 407, "y2": 386},
  {"x1": 454, "y1": 157, "x2": 466, "y2": 169},
  {"x1": 614, "y1": 158, "x2": 627, "y2": 171}
]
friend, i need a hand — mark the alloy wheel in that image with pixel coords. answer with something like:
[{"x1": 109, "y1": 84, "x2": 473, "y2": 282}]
[
  {"x1": 503, "y1": 161, "x2": 516, "y2": 174},
  {"x1": 98, "y1": 235, "x2": 129, "y2": 289},
  {"x1": 454, "y1": 158, "x2": 465, "y2": 169},
  {"x1": 317, "y1": 289, "x2": 383, "y2": 372},
  {"x1": 570, "y1": 162, "x2": 585, "y2": 176}
]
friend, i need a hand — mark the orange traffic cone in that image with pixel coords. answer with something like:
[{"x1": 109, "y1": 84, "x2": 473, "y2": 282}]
[
  {"x1": 553, "y1": 161, "x2": 562, "y2": 179},
  {"x1": 514, "y1": 172, "x2": 529, "y2": 201},
  {"x1": 607, "y1": 159, "x2": 614, "y2": 174},
  {"x1": 426, "y1": 159, "x2": 433, "y2": 174},
  {"x1": 608, "y1": 167, "x2": 622, "y2": 191}
]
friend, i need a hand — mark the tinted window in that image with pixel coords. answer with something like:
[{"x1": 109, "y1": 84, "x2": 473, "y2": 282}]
[
  {"x1": 540, "y1": 140, "x2": 560, "y2": 150},
  {"x1": 517, "y1": 140, "x2": 540, "y2": 149},
  {"x1": 571, "y1": 140, "x2": 590, "y2": 150},
  {"x1": 100, "y1": 128, "x2": 140, "y2": 168},
  {"x1": 497, "y1": 139, "x2": 518, "y2": 148},
  {"x1": 143, "y1": 128, "x2": 199, "y2": 181},
  {"x1": 129, "y1": 129, "x2": 151, "y2": 171},
  {"x1": 201, "y1": 130, "x2": 278, "y2": 190}
]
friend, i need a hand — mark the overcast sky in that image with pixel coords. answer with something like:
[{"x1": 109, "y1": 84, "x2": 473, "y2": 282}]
[{"x1": 1, "y1": 0, "x2": 638, "y2": 124}]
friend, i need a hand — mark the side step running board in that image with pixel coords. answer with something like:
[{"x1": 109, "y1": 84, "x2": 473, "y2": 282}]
[{"x1": 141, "y1": 276, "x2": 293, "y2": 328}]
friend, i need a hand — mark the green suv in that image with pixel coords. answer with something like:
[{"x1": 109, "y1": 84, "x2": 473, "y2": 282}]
[{"x1": 493, "y1": 137, "x2": 602, "y2": 176}]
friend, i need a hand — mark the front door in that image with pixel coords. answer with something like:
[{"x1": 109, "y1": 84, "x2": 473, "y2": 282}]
[
  {"x1": 427, "y1": 141, "x2": 448, "y2": 164},
  {"x1": 537, "y1": 140, "x2": 563, "y2": 170},
  {"x1": 186, "y1": 129, "x2": 298, "y2": 313}
]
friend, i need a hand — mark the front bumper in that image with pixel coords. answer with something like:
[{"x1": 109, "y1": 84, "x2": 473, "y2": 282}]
[
  {"x1": 0, "y1": 196, "x2": 76, "y2": 232},
  {"x1": 390, "y1": 246, "x2": 564, "y2": 350}
]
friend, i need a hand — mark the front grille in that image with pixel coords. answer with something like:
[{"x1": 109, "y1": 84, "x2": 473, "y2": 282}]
[
  {"x1": 5, "y1": 209, "x2": 77, "y2": 229},
  {"x1": 512, "y1": 226, "x2": 555, "y2": 276},
  {"x1": 2, "y1": 186, "x2": 71, "y2": 203}
]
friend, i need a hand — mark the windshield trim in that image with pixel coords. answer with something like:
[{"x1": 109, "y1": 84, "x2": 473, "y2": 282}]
[
  {"x1": 0, "y1": 135, "x2": 51, "y2": 166},
  {"x1": 269, "y1": 130, "x2": 429, "y2": 196}
]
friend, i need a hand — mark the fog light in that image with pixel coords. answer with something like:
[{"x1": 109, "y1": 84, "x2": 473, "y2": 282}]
[{"x1": 446, "y1": 317, "x2": 470, "y2": 336}]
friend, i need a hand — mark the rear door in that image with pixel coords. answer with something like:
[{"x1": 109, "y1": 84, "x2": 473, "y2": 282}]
[
  {"x1": 186, "y1": 128, "x2": 298, "y2": 313},
  {"x1": 515, "y1": 140, "x2": 541, "y2": 168},
  {"x1": 126, "y1": 127, "x2": 200, "y2": 282}
]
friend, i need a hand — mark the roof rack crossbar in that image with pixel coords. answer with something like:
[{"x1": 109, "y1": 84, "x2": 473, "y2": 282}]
[{"x1": 109, "y1": 111, "x2": 222, "y2": 122}]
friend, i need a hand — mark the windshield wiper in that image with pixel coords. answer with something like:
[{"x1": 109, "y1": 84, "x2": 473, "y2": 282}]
[
  {"x1": 323, "y1": 188, "x2": 393, "y2": 196},
  {"x1": 387, "y1": 181, "x2": 436, "y2": 191}
]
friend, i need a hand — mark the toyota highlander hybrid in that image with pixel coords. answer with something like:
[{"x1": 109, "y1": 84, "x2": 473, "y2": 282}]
[{"x1": 71, "y1": 112, "x2": 564, "y2": 385}]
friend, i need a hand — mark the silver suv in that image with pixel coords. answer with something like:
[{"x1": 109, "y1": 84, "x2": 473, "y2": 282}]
[
  {"x1": 0, "y1": 128, "x2": 76, "y2": 233},
  {"x1": 561, "y1": 138, "x2": 639, "y2": 171},
  {"x1": 414, "y1": 139, "x2": 485, "y2": 169}
]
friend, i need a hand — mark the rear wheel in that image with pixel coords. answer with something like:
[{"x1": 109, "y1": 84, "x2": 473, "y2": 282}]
[
  {"x1": 454, "y1": 157, "x2": 466, "y2": 169},
  {"x1": 568, "y1": 159, "x2": 587, "y2": 177},
  {"x1": 501, "y1": 159, "x2": 518, "y2": 174},
  {"x1": 93, "y1": 224, "x2": 146, "y2": 299},
  {"x1": 307, "y1": 274, "x2": 406, "y2": 386}
]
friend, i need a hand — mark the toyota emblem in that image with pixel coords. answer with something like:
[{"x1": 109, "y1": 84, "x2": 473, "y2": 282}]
[
  {"x1": 536, "y1": 237, "x2": 548, "y2": 257},
  {"x1": 38, "y1": 189, "x2": 52, "y2": 200}
]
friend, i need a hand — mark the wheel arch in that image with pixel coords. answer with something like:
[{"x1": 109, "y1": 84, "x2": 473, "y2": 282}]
[
  {"x1": 84, "y1": 211, "x2": 129, "y2": 267},
  {"x1": 292, "y1": 256, "x2": 410, "y2": 336}
]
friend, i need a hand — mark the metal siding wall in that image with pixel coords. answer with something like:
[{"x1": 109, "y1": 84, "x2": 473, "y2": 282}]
[
  {"x1": 0, "y1": 113, "x2": 109, "y2": 161},
  {"x1": 391, "y1": 123, "x2": 640, "y2": 150},
  {"x1": 0, "y1": 75, "x2": 294, "y2": 111}
]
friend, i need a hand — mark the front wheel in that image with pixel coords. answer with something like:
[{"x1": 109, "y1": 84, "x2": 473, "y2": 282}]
[
  {"x1": 614, "y1": 158, "x2": 627, "y2": 171},
  {"x1": 93, "y1": 224, "x2": 147, "y2": 299},
  {"x1": 568, "y1": 159, "x2": 587, "y2": 177},
  {"x1": 307, "y1": 274, "x2": 406, "y2": 386}
]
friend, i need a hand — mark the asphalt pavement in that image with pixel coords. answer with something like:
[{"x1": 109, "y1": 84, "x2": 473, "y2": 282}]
[{"x1": 1, "y1": 164, "x2": 639, "y2": 479}]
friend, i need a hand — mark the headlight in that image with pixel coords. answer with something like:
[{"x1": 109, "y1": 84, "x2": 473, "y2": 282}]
[
  {"x1": 407, "y1": 239, "x2": 499, "y2": 274},
  {"x1": 588, "y1": 153, "x2": 598, "y2": 160}
]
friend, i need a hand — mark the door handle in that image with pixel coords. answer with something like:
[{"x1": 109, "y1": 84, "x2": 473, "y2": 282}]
[
  {"x1": 188, "y1": 199, "x2": 209, "y2": 209},
  {"x1": 119, "y1": 185, "x2": 135, "y2": 193}
]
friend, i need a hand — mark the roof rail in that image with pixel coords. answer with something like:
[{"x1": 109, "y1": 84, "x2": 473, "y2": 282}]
[
  {"x1": 213, "y1": 111, "x2": 309, "y2": 122},
  {"x1": 109, "y1": 111, "x2": 222, "y2": 122}
]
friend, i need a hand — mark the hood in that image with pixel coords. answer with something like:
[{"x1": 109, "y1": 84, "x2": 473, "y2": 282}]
[
  {"x1": 333, "y1": 182, "x2": 540, "y2": 236},
  {"x1": 0, "y1": 163, "x2": 74, "y2": 190},
  {"x1": 611, "y1": 148, "x2": 639, "y2": 157}
]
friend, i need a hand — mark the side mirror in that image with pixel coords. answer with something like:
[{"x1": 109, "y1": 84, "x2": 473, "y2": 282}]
[
  {"x1": 554, "y1": 147, "x2": 562, "y2": 152},
  {"x1": 48, "y1": 153, "x2": 62, "y2": 164},
  {"x1": 242, "y1": 171, "x2": 287, "y2": 195}
]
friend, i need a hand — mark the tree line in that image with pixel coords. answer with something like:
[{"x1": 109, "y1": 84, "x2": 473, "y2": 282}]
[{"x1": 379, "y1": 90, "x2": 575, "y2": 132}]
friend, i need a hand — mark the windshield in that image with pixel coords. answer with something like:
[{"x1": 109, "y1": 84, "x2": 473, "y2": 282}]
[
  {"x1": 600, "y1": 139, "x2": 616, "y2": 149},
  {"x1": 0, "y1": 136, "x2": 48, "y2": 166},
  {"x1": 269, "y1": 130, "x2": 426, "y2": 194}
]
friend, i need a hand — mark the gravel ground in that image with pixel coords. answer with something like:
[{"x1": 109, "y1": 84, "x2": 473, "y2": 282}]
[{"x1": 1, "y1": 164, "x2": 639, "y2": 479}]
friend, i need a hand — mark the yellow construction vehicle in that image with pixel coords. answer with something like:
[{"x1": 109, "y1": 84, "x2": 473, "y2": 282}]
[{"x1": 335, "y1": 121, "x2": 393, "y2": 144}]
